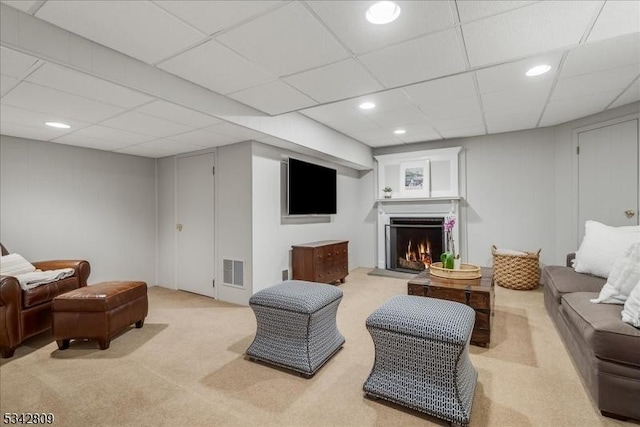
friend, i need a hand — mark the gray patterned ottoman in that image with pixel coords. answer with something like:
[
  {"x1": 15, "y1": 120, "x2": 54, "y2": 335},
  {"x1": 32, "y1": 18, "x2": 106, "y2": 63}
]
[
  {"x1": 363, "y1": 295, "x2": 478, "y2": 426},
  {"x1": 246, "y1": 280, "x2": 345, "y2": 376}
]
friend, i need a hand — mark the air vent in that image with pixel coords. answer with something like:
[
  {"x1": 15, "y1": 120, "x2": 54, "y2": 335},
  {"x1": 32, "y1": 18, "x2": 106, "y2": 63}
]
[{"x1": 223, "y1": 259, "x2": 244, "y2": 286}]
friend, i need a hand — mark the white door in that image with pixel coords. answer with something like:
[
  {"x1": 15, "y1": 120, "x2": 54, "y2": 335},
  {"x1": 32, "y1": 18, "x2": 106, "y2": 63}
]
[
  {"x1": 578, "y1": 119, "x2": 639, "y2": 240},
  {"x1": 177, "y1": 152, "x2": 215, "y2": 298}
]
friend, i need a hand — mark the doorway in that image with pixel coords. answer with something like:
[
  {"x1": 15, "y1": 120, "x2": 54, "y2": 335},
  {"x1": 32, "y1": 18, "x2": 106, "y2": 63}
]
[
  {"x1": 577, "y1": 118, "x2": 639, "y2": 241},
  {"x1": 177, "y1": 152, "x2": 215, "y2": 298}
]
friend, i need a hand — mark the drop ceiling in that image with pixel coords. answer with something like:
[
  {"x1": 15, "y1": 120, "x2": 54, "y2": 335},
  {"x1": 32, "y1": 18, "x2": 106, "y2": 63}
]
[{"x1": 0, "y1": 0, "x2": 638, "y2": 163}]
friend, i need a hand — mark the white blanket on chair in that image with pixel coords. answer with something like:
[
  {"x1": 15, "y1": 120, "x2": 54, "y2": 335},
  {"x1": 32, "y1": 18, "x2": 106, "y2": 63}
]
[{"x1": 14, "y1": 268, "x2": 75, "y2": 291}]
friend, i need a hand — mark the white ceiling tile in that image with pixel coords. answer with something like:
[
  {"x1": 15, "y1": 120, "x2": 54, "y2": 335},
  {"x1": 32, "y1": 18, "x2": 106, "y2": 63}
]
[
  {"x1": 355, "y1": 88, "x2": 416, "y2": 113},
  {"x1": 52, "y1": 132, "x2": 135, "y2": 151},
  {"x1": 35, "y1": 1, "x2": 205, "y2": 64},
  {"x1": 307, "y1": 1, "x2": 455, "y2": 55},
  {"x1": 216, "y1": 2, "x2": 349, "y2": 76},
  {"x1": 116, "y1": 138, "x2": 206, "y2": 158},
  {"x1": 610, "y1": 78, "x2": 640, "y2": 109},
  {"x1": 99, "y1": 111, "x2": 193, "y2": 137},
  {"x1": 540, "y1": 91, "x2": 619, "y2": 126},
  {"x1": 588, "y1": 0, "x2": 640, "y2": 42},
  {"x1": 562, "y1": 34, "x2": 640, "y2": 78},
  {"x1": 440, "y1": 125, "x2": 486, "y2": 139},
  {"x1": 481, "y1": 85, "x2": 550, "y2": 112},
  {"x1": 367, "y1": 107, "x2": 429, "y2": 128},
  {"x1": 463, "y1": 1, "x2": 600, "y2": 67},
  {"x1": 2, "y1": 82, "x2": 125, "y2": 122},
  {"x1": 358, "y1": 29, "x2": 466, "y2": 88},
  {"x1": 1, "y1": 0, "x2": 38, "y2": 13},
  {"x1": 0, "y1": 103, "x2": 89, "y2": 130},
  {"x1": 205, "y1": 121, "x2": 266, "y2": 141},
  {"x1": 553, "y1": 65, "x2": 640, "y2": 101},
  {"x1": 456, "y1": 1, "x2": 537, "y2": 23},
  {"x1": 25, "y1": 63, "x2": 153, "y2": 108},
  {"x1": 135, "y1": 101, "x2": 223, "y2": 128},
  {"x1": 284, "y1": 59, "x2": 384, "y2": 103},
  {"x1": 403, "y1": 73, "x2": 477, "y2": 106},
  {"x1": 57, "y1": 124, "x2": 155, "y2": 146},
  {"x1": 430, "y1": 114, "x2": 485, "y2": 131},
  {"x1": 485, "y1": 109, "x2": 540, "y2": 134},
  {"x1": 393, "y1": 122, "x2": 442, "y2": 143},
  {"x1": 420, "y1": 96, "x2": 482, "y2": 121},
  {"x1": 0, "y1": 46, "x2": 39, "y2": 77},
  {"x1": 0, "y1": 74, "x2": 18, "y2": 95},
  {"x1": 158, "y1": 39, "x2": 276, "y2": 95},
  {"x1": 0, "y1": 121, "x2": 71, "y2": 141},
  {"x1": 475, "y1": 53, "x2": 563, "y2": 93},
  {"x1": 228, "y1": 80, "x2": 317, "y2": 115},
  {"x1": 154, "y1": 1, "x2": 283, "y2": 35}
]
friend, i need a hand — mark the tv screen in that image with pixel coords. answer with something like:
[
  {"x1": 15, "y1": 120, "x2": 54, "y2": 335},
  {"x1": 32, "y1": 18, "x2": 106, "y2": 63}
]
[{"x1": 288, "y1": 158, "x2": 337, "y2": 215}]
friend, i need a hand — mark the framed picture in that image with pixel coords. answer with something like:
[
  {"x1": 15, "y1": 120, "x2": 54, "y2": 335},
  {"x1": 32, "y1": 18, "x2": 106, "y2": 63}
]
[{"x1": 399, "y1": 161, "x2": 430, "y2": 198}]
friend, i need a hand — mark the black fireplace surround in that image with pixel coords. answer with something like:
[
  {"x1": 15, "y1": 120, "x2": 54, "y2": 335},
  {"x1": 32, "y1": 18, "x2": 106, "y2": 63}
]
[{"x1": 386, "y1": 217, "x2": 445, "y2": 273}]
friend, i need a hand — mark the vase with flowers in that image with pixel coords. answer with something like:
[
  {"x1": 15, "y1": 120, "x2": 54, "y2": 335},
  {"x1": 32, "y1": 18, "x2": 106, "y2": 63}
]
[{"x1": 441, "y1": 216, "x2": 459, "y2": 269}]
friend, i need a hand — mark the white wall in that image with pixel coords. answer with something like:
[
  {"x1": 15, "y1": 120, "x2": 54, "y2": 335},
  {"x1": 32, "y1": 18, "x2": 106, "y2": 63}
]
[
  {"x1": 216, "y1": 141, "x2": 253, "y2": 305},
  {"x1": 156, "y1": 156, "x2": 176, "y2": 287},
  {"x1": 0, "y1": 135, "x2": 156, "y2": 284},
  {"x1": 552, "y1": 101, "x2": 640, "y2": 260},
  {"x1": 251, "y1": 142, "x2": 375, "y2": 294}
]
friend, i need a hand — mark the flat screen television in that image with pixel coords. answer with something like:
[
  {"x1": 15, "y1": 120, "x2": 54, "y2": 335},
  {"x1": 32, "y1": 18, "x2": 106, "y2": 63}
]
[{"x1": 287, "y1": 158, "x2": 337, "y2": 215}]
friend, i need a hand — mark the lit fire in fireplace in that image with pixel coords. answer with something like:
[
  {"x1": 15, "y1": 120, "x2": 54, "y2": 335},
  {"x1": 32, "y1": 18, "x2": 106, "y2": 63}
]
[{"x1": 402, "y1": 239, "x2": 433, "y2": 270}]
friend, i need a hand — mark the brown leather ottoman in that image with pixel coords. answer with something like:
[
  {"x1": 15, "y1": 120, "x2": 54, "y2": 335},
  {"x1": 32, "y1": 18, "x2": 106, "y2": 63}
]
[{"x1": 52, "y1": 281, "x2": 148, "y2": 350}]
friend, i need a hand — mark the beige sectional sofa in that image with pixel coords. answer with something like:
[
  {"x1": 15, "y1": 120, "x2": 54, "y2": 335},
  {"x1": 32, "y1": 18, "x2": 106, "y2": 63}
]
[{"x1": 542, "y1": 254, "x2": 640, "y2": 421}]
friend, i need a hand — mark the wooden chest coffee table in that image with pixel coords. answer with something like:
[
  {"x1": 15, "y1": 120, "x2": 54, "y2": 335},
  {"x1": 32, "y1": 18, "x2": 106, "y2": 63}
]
[{"x1": 407, "y1": 267, "x2": 494, "y2": 347}]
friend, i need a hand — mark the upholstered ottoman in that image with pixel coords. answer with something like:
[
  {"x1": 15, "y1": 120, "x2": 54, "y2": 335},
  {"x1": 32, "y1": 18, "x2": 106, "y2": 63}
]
[
  {"x1": 52, "y1": 281, "x2": 148, "y2": 350},
  {"x1": 246, "y1": 280, "x2": 345, "y2": 376},
  {"x1": 363, "y1": 295, "x2": 477, "y2": 426}
]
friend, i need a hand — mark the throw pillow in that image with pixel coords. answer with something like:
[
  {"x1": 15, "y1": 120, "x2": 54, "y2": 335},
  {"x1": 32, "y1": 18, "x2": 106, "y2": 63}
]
[
  {"x1": 622, "y1": 279, "x2": 640, "y2": 328},
  {"x1": 591, "y1": 242, "x2": 640, "y2": 304},
  {"x1": 0, "y1": 253, "x2": 36, "y2": 276},
  {"x1": 574, "y1": 220, "x2": 640, "y2": 278}
]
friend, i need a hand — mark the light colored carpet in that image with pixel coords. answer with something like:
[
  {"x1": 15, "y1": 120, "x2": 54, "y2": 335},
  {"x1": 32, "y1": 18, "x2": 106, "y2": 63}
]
[{"x1": 0, "y1": 268, "x2": 636, "y2": 427}]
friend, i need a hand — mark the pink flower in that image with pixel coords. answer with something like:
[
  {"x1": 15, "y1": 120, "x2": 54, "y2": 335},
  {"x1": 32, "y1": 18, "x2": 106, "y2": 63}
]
[{"x1": 444, "y1": 217, "x2": 456, "y2": 233}]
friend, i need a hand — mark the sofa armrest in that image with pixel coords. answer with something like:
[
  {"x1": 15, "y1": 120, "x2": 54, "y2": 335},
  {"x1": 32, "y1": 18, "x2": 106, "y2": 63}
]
[
  {"x1": 566, "y1": 253, "x2": 576, "y2": 268},
  {"x1": 0, "y1": 275, "x2": 22, "y2": 351},
  {"x1": 31, "y1": 260, "x2": 91, "y2": 287}
]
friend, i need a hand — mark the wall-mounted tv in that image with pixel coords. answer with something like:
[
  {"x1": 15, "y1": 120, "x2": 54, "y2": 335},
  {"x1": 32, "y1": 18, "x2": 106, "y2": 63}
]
[{"x1": 287, "y1": 158, "x2": 337, "y2": 215}]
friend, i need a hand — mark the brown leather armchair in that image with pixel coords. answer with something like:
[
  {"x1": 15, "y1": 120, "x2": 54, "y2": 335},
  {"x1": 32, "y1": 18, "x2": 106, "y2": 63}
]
[{"x1": 0, "y1": 243, "x2": 90, "y2": 358}]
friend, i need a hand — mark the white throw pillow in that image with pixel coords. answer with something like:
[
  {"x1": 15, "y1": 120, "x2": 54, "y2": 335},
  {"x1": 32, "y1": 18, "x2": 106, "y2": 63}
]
[
  {"x1": 574, "y1": 220, "x2": 640, "y2": 278},
  {"x1": 591, "y1": 243, "x2": 640, "y2": 304},
  {"x1": 0, "y1": 253, "x2": 36, "y2": 276},
  {"x1": 622, "y1": 279, "x2": 640, "y2": 328}
]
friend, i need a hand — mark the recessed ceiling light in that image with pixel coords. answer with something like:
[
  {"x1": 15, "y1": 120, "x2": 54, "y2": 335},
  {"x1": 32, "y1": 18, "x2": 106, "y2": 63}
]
[
  {"x1": 45, "y1": 122, "x2": 71, "y2": 129},
  {"x1": 366, "y1": 1, "x2": 401, "y2": 25},
  {"x1": 525, "y1": 64, "x2": 551, "y2": 77},
  {"x1": 394, "y1": 129, "x2": 406, "y2": 135},
  {"x1": 359, "y1": 102, "x2": 376, "y2": 110}
]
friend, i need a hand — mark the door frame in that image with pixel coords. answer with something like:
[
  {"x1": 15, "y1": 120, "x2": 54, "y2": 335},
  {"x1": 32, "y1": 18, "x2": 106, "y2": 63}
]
[
  {"x1": 572, "y1": 113, "x2": 640, "y2": 244},
  {"x1": 174, "y1": 148, "x2": 218, "y2": 299}
]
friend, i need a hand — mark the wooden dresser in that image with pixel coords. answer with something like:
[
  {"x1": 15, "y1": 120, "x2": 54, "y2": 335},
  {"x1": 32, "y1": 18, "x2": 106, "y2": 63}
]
[
  {"x1": 292, "y1": 240, "x2": 348, "y2": 284},
  {"x1": 407, "y1": 267, "x2": 494, "y2": 347}
]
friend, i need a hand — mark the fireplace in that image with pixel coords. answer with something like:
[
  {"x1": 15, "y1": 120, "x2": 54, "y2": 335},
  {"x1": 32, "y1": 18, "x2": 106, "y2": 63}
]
[{"x1": 386, "y1": 217, "x2": 445, "y2": 273}]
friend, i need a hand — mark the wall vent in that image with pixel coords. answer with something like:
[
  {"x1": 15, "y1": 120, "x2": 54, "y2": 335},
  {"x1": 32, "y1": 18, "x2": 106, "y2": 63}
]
[{"x1": 223, "y1": 259, "x2": 244, "y2": 286}]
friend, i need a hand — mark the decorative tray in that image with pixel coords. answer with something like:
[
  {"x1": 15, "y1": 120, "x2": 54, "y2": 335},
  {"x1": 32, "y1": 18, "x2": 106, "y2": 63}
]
[{"x1": 429, "y1": 262, "x2": 482, "y2": 279}]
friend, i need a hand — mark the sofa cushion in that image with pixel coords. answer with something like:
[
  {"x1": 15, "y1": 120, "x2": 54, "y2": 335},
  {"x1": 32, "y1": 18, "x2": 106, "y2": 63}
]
[
  {"x1": 22, "y1": 277, "x2": 80, "y2": 308},
  {"x1": 562, "y1": 292, "x2": 640, "y2": 368},
  {"x1": 542, "y1": 265, "x2": 605, "y2": 305}
]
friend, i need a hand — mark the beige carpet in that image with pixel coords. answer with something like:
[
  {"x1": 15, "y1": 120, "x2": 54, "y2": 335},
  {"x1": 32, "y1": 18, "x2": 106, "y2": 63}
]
[{"x1": 0, "y1": 268, "x2": 636, "y2": 427}]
